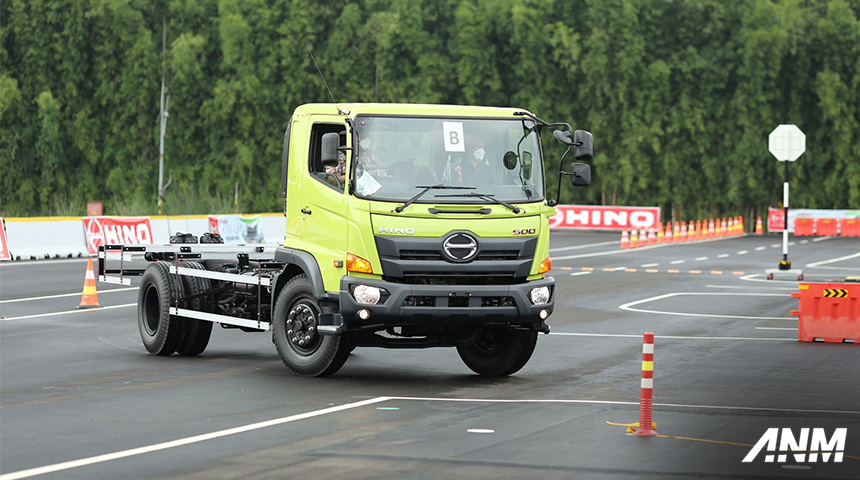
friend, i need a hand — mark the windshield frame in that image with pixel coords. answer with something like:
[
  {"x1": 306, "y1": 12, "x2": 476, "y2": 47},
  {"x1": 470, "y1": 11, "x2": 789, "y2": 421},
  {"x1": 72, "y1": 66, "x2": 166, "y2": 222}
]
[{"x1": 348, "y1": 114, "x2": 546, "y2": 205}]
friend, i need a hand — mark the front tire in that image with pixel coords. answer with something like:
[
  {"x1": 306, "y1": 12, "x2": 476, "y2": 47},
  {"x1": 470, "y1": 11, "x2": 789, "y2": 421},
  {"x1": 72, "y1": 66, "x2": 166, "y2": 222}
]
[
  {"x1": 137, "y1": 262, "x2": 184, "y2": 356},
  {"x1": 457, "y1": 327, "x2": 538, "y2": 376},
  {"x1": 272, "y1": 275, "x2": 350, "y2": 377}
]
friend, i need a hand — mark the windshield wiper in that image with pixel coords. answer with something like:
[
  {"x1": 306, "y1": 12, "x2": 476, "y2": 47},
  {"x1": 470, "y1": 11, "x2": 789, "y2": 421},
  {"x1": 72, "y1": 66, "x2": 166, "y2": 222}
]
[
  {"x1": 394, "y1": 184, "x2": 476, "y2": 213},
  {"x1": 434, "y1": 192, "x2": 521, "y2": 214}
]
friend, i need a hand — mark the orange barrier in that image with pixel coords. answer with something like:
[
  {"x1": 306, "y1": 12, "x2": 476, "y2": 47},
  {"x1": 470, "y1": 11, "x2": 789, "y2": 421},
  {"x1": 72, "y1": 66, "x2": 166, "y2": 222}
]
[
  {"x1": 842, "y1": 218, "x2": 860, "y2": 237},
  {"x1": 794, "y1": 218, "x2": 814, "y2": 236},
  {"x1": 755, "y1": 216, "x2": 763, "y2": 235},
  {"x1": 816, "y1": 218, "x2": 838, "y2": 236},
  {"x1": 791, "y1": 283, "x2": 860, "y2": 343},
  {"x1": 77, "y1": 258, "x2": 101, "y2": 309}
]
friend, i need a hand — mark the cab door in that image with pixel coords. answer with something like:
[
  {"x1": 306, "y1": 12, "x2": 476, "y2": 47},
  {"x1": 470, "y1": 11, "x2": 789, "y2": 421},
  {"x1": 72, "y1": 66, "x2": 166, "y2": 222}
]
[{"x1": 300, "y1": 117, "x2": 349, "y2": 292}]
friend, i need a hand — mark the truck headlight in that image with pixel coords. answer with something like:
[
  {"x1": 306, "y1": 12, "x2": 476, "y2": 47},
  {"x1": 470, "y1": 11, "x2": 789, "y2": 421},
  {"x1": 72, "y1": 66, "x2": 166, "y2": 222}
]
[
  {"x1": 530, "y1": 286, "x2": 550, "y2": 305},
  {"x1": 353, "y1": 285, "x2": 384, "y2": 305}
]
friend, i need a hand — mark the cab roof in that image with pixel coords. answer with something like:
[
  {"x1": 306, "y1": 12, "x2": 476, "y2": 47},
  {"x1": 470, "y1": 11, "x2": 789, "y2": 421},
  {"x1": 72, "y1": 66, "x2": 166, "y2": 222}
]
[{"x1": 292, "y1": 103, "x2": 531, "y2": 119}]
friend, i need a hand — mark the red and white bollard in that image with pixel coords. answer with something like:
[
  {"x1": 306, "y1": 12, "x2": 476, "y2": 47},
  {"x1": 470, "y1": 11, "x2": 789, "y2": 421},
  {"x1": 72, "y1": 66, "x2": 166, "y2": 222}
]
[{"x1": 635, "y1": 332, "x2": 657, "y2": 436}]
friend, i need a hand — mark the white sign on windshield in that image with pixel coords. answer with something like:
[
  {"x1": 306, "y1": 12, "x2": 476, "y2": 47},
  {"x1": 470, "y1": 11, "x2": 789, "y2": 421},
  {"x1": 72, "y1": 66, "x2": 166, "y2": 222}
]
[{"x1": 442, "y1": 122, "x2": 465, "y2": 152}]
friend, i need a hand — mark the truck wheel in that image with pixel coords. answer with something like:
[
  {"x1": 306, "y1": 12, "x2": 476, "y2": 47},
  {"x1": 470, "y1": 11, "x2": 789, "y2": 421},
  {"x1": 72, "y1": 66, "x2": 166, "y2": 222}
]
[
  {"x1": 138, "y1": 262, "x2": 184, "y2": 356},
  {"x1": 176, "y1": 261, "x2": 213, "y2": 356},
  {"x1": 457, "y1": 327, "x2": 538, "y2": 376},
  {"x1": 272, "y1": 275, "x2": 350, "y2": 377}
]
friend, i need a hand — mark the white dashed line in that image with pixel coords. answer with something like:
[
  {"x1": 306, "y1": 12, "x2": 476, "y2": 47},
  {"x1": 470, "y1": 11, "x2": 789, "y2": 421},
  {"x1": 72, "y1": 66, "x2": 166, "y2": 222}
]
[
  {"x1": 695, "y1": 257, "x2": 708, "y2": 261},
  {"x1": 737, "y1": 250, "x2": 748, "y2": 255},
  {"x1": 570, "y1": 271, "x2": 592, "y2": 276},
  {"x1": 771, "y1": 243, "x2": 781, "y2": 248},
  {"x1": 670, "y1": 260, "x2": 685, "y2": 265},
  {"x1": 717, "y1": 254, "x2": 730, "y2": 258},
  {"x1": 800, "y1": 240, "x2": 809, "y2": 244},
  {"x1": 788, "y1": 241, "x2": 796, "y2": 246},
  {"x1": 755, "y1": 246, "x2": 766, "y2": 251},
  {"x1": 755, "y1": 327, "x2": 797, "y2": 331},
  {"x1": 641, "y1": 263, "x2": 659, "y2": 268},
  {"x1": 812, "y1": 237, "x2": 831, "y2": 242}
]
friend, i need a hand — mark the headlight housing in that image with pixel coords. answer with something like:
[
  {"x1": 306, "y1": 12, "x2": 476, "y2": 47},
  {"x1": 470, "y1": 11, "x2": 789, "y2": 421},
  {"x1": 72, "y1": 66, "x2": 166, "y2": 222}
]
[
  {"x1": 530, "y1": 286, "x2": 550, "y2": 305},
  {"x1": 352, "y1": 285, "x2": 388, "y2": 305}
]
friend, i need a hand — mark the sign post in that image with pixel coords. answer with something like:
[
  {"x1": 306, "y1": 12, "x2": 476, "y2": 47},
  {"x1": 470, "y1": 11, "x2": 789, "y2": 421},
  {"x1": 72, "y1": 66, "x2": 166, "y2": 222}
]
[{"x1": 766, "y1": 124, "x2": 805, "y2": 281}]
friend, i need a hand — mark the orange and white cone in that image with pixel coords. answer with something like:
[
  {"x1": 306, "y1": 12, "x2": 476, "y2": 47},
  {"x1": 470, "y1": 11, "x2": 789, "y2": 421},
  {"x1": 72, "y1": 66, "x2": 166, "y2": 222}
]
[
  {"x1": 694, "y1": 220, "x2": 702, "y2": 240},
  {"x1": 709, "y1": 218, "x2": 716, "y2": 238},
  {"x1": 630, "y1": 229, "x2": 639, "y2": 248},
  {"x1": 680, "y1": 222, "x2": 688, "y2": 242},
  {"x1": 77, "y1": 258, "x2": 101, "y2": 309},
  {"x1": 755, "y1": 216, "x2": 763, "y2": 235},
  {"x1": 657, "y1": 222, "x2": 665, "y2": 244},
  {"x1": 665, "y1": 222, "x2": 674, "y2": 243},
  {"x1": 621, "y1": 229, "x2": 630, "y2": 249},
  {"x1": 648, "y1": 228, "x2": 657, "y2": 245}
]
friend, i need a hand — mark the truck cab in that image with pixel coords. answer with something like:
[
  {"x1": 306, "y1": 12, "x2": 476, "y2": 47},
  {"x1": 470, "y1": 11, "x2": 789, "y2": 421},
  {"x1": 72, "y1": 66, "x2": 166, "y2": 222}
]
[{"x1": 273, "y1": 103, "x2": 592, "y2": 376}]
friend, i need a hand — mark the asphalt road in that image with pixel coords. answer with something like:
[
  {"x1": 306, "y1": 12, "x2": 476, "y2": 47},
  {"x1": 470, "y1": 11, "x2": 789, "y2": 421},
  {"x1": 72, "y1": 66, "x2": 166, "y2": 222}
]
[{"x1": 1, "y1": 232, "x2": 859, "y2": 479}]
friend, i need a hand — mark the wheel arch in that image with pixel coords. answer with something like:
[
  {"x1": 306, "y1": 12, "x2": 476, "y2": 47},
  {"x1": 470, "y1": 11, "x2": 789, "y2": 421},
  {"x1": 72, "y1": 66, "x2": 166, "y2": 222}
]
[{"x1": 272, "y1": 248, "x2": 337, "y2": 313}]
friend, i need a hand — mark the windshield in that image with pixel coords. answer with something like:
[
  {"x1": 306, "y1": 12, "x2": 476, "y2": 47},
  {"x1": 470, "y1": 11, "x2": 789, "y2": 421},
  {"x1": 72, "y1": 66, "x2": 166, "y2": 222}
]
[{"x1": 351, "y1": 116, "x2": 544, "y2": 203}]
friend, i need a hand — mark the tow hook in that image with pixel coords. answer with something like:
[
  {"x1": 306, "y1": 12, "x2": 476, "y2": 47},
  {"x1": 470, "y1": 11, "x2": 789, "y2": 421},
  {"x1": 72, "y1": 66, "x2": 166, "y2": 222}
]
[{"x1": 537, "y1": 321, "x2": 551, "y2": 334}]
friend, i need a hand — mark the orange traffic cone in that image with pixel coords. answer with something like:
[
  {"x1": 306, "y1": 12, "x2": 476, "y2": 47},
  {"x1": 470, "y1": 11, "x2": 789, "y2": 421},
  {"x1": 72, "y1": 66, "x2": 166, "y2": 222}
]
[
  {"x1": 755, "y1": 216, "x2": 763, "y2": 235},
  {"x1": 738, "y1": 216, "x2": 745, "y2": 235},
  {"x1": 640, "y1": 229, "x2": 648, "y2": 247},
  {"x1": 77, "y1": 258, "x2": 101, "y2": 309},
  {"x1": 680, "y1": 222, "x2": 688, "y2": 242},
  {"x1": 695, "y1": 220, "x2": 702, "y2": 240},
  {"x1": 621, "y1": 229, "x2": 630, "y2": 249},
  {"x1": 665, "y1": 221, "x2": 674, "y2": 243},
  {"x1": 648, "y1": 228, "x2": 657, "y2": 245},
  {"x1": 657, "y1": 222, "x2": 665, "y2": 244},
  {"x1": 709, "y1": 218, "x2": 715, "y2": 238},
  {"x1": 630, "y1": 229, "x2": 639, "y2": 248},
  {"x1": 721, "y1": 218, "x2": 728, "y2": 236},
  {"x1": 673, "y1": 221, "x2": 681, "y2": 241},
  {"x1": 688, "y1": 221, "x2": 696, "y2": 240}
]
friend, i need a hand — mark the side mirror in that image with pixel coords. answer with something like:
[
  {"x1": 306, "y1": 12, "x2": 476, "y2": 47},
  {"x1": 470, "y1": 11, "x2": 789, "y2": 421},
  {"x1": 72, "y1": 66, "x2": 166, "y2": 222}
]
[
  {"x1": 573, "y1": 130, "x2": 593, "y2": 161},
  {"x1": 503, "y1": 151, "x2": 518, "y2": 170},
  {"x1": 553, "y1": 129, "x2": 574, "y2": 145},
  {"x1": 321, "y1": 132, "x2": 340, "y2": 167},
  {"x1": 522, "y1": 151, "x2": 532, "y2": 177},
  {"x1": 569, "y1": 162, "x2": 591, "y2": 187}
]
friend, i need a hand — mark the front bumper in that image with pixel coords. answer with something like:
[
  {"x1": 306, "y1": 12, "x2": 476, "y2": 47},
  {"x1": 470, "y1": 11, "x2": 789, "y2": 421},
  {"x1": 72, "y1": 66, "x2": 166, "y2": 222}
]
[{"x1": 339, "y1": 276, "x2": 554, "y2": 328}]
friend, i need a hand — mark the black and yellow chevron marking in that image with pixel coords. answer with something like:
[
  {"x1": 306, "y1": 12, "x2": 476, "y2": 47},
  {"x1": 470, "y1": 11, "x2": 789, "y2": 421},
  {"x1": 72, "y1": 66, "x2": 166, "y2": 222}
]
[{"x1": 823, "y1": 288, "x2": 848, "y2": 298}]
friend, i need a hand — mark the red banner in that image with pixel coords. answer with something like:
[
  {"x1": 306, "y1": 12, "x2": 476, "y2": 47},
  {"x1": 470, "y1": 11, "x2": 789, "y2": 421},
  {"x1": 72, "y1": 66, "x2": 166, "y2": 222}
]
[
  {"x1": 549, "y1": 205, "x2": 661, "y2": 230},
  {"x1": 0, "y1": 218, "x2": 10, "y2": 261},
  {"x1": 83, "y1": 216, "x2": 153, "y2": 255},
  {"x1": 768, "y1": 208, "x2": 785, "y2": 232}
]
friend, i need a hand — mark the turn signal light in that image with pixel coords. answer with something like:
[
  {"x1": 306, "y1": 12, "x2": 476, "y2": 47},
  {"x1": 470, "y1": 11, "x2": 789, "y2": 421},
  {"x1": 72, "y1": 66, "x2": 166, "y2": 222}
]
[
  {"x1": 538, "y1": 256, "x2": 552, "y2": 274},
  {"x1": 346, "y1": 253, "x2": 373, "y2": 274}
]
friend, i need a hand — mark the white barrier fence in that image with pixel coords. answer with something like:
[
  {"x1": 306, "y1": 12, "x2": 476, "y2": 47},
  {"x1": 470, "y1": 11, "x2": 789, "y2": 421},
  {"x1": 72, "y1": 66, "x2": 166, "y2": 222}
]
[{"x1": 1, "y1": 214, "x2": 287, "y2": 261}]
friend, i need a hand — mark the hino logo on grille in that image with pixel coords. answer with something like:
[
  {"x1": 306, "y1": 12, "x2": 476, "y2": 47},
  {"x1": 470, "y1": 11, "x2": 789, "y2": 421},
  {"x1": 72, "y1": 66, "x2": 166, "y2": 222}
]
[
  {"x1": 379, "y1": 227, "x2": 415, "y2": 235},
  {"x1": 442, "y1": 233, "x2": 478, "y2": 262}
]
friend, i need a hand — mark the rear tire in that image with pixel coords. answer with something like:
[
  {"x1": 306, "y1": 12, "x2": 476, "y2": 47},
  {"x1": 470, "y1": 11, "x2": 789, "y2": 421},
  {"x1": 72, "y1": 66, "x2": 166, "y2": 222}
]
[
  {"x1": 272, "y1": 275, "x2": 350, "y2": 377},
  {"x1": 457, "y1": 327, "x2": 538, "y2": 376},
  {"x1": 137, "y1": 262, "x2": 184, "y2": 356},
  {"x1": 176, "y1": 261, "x2": 213, "y2": 356}
]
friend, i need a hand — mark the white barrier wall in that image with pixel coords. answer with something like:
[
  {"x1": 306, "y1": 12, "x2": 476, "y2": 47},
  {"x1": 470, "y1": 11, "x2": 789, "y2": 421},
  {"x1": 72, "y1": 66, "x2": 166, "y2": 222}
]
[{"x1": 2, "y1": 214, "x2": 287, "y2": 261}]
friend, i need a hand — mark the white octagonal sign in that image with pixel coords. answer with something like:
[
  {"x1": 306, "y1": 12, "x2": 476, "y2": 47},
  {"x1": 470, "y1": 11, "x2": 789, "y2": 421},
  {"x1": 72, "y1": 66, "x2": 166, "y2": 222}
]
[{"x1": 768, "y1": 124, "x2": 805, "y2": 162}]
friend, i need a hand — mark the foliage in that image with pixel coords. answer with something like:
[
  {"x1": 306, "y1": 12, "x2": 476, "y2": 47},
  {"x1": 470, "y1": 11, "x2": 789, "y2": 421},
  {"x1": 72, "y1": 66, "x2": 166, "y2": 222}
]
[{"x1": 2, "y1": 0, "x2": 859, "y2": 220}]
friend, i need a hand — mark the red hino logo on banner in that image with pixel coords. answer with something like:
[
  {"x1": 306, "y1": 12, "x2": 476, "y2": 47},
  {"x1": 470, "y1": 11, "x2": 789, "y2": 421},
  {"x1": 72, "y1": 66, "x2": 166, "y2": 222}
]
[
  {"x1": 549, "y1": 205, "x2": 660, "y2": 230},
  {"x1": 83, "y1": 217, "x2": 153, "y2": 255}
]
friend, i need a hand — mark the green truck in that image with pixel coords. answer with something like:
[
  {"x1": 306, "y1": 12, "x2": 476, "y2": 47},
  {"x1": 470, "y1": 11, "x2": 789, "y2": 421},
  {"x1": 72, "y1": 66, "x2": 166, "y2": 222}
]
[{"x1": 98, "y1": 103, "x2": 592, "y2": 377}]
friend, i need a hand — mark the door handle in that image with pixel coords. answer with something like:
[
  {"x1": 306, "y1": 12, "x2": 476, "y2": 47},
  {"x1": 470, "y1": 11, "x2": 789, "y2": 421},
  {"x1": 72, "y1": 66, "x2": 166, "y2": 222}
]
[{"x1": 301, "y1": 208, "x2": 312, "y2": 215}]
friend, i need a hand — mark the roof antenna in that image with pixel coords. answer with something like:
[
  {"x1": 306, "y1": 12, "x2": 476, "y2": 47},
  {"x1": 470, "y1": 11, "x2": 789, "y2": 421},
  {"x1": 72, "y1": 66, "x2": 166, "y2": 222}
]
[{"x1": 306, "y1": 45, "x2": 348, "y2": 115}]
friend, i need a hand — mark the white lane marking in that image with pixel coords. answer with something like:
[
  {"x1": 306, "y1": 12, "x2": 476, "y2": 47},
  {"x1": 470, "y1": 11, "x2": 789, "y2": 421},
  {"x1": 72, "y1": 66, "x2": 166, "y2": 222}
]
[
  {"x1": 0, "y1": 288, "x2": 137, "y2": 304},
  {"x1": 800, "y1": 240, "x2": 809, "y2": 244},
  {"x1": 467, "y1": 429, "x2": 495, "y2": 434},
  {"x1": 771, "y1": 243, "x2": 781, "y2": 248},
  {"x1": 695, "y1": 257, "x2": 708, "y2": 261},
  {"x1": 717, "y1": 254, "x2": 730, "y2": 258},
  {"x1": 737, "y1": 250, "x2": 748, "y2": 255},
  {"x1": 812, "y1": 237, "x2": 831, "y2": 242},
  {"x1": 384, "y1": 396, "x2": 859, "y2": 415},
  {"x1": 0, "y1": 304, "x2": 136, "y2": 321},
  {"x1": 0, "y1": 258, "x2": 89, "y2": 268},
  {"x1": 570, "y1": 271, "x2": 592, "y2": 276},
  {"x1": 553, "y1": 236, "x2": 739, "y2": 261},
  {"x1": 788, "y1": 241, "x2": 796, "y2": 246},
  {"x1": 0, "y1": 397, "x2": 391, "y2": 480},
  {"x1": 641, "y1": 263, "x2": 659, "y2": 268},
  {"x1": 670, "y1": 260, "x2": 685, "y2": 265},
  {"x1": 549, "y1": 240, "x2": 619, "y2": 252},
  {"x1": 550, "y1": 332, "x2": 793, "y2": 342},
  {"x1": 755, "y1": 327, "x2": 797, "y2": 331},
  {"x1": 618, "y1": 292, "x2": 794, "y2": 320},
  {"x1": 806, "y1": 251, "x2": 860, "y2": 270},
  {"x1": 755, "y1": 246, "x2": 766, "y2": 251},
  {"x1": 706, "y1": 285, "x2": 798, "y2": 291}
]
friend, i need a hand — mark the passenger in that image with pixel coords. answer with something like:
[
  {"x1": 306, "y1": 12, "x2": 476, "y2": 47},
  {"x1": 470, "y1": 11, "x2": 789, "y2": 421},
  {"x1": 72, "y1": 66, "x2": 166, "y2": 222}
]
[{"x1": 453, "y1": 137, "x2": 488, "y2": 186}]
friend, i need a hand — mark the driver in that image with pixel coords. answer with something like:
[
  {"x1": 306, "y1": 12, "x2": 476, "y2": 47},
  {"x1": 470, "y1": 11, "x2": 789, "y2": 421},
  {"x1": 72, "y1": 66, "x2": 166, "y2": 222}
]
[{"x1": 453, "y1": 137, "x2": 488, "y2": 185}]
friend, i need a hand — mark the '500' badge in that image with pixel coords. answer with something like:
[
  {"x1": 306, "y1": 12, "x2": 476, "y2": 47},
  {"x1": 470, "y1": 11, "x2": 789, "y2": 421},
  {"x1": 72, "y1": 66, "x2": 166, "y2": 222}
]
[{"x1": 513, "y1": 229, "x2": 536, "y2": 235}]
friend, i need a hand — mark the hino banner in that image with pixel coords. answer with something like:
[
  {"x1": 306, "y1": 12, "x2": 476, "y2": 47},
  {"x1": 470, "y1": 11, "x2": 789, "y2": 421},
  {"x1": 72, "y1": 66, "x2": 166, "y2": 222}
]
[
  {"x1": 208, "y1": 215, "x2": 265, "y2": 243},
  {"x1": 83, "y1": 216, "x2": 153, "y2": 255},
  {"x1": 549, "y1": 205, "x2": 661, "y2": 230}
]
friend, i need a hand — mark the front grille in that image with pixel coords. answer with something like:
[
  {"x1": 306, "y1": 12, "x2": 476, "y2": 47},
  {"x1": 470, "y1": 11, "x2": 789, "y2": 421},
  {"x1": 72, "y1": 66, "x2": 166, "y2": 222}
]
[
  {"x1": 477, "y1": 250, "x2": 520, "y2": 261},
  {"x1": 393, "y1": 271, "x2": 517, "y2": 285},
  {"x1": 400, "y1": 250, "x2": 442, "y2": 261},
  {"x1": 482, "y1": 296, "x2": 515, "y2": 307}
]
